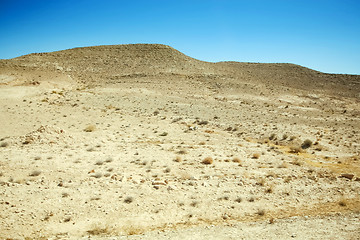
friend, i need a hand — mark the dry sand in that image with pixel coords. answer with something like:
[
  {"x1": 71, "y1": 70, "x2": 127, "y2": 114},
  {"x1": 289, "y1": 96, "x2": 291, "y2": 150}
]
[{"x1": 0, "y1": 44, "x2": 359, "y2": 239}]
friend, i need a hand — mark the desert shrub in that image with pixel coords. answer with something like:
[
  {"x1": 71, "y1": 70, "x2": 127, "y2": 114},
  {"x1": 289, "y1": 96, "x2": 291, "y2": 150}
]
[
  {"x1": 124, "y1": 196, "x2": 134, "y2": 204},
  {"x1": 339, "y1": 199, "x2": 347, "y2": 207},
  {"x1": 0, "y1": 142, "x2": 9, "y2": 147},
  {"x1": 252, "y1": 153, "x2": 260, "y2": 159},
  {"x1": 257, "y1": 178, "x2": 265, "y2": 186},
  {"x1": 232, "y1": 157, "x2": 241, "y2": 163},
  {"x1": 29, "y1": 170, "x2": 41, "y2": 177},
  {"x1": 177, "y1": 149, "x2": 187, "y2": 154},
  {"x1": 289, "y1": 146, "x2": 303, "y2": 153},
  {"x1": 202, "y1": 157, "x2": 213, "y2": 165},
  {"x1": 84, "y1": 125, "x2": 96, "y2": 132},
  {"x1": 265, "y1": 186, "x2": 273, "y2": 193},
  {"x1": 257, "y1": 209, "x2": 265, "y2": 216},
  {"x1": 269, "y1": 134, "x2": 276, "y2": 140},
  {"x1": 95, "y1": 160, "x2": 104, "y2": 165},
  {"x1": 87, "y1": 225, "x2": 111, "y2": 236},
  {"x1": 301, "y1": 139, "x2": 313, "y2": 149}
]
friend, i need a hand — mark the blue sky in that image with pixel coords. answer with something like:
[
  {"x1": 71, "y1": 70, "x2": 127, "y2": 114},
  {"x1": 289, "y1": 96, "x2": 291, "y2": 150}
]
[{"x1": 1, "y1": 0, "x2": 359, "y2": 74}]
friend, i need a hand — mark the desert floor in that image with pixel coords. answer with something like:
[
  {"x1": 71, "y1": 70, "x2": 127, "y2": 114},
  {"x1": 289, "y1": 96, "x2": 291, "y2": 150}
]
[{"x1": 1, "y1": 57, "x2": 360, "y2": 239}]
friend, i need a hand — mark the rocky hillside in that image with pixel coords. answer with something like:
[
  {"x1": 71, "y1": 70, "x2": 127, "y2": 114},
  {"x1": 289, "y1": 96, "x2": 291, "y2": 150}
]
[{"x1": 0, "y1": 44, "x2": 359, "y2": 97}]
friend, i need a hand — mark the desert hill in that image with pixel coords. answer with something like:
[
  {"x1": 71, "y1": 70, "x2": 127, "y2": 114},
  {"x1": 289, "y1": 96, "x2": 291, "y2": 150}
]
[
  {"x1": 1, "y1": 44, "x2": 359, "y2": 97},
  {"x1": 0, "y1": 44, "x2": 359, "y2": 239}
]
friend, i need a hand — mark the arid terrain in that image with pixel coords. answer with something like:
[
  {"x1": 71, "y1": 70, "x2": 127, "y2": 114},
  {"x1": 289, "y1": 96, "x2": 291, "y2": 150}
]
[{"x1": 0, "y1": 44, "x2": 360, "y2": 239}]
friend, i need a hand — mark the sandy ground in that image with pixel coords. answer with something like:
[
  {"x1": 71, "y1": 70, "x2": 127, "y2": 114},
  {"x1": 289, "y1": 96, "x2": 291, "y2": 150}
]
[{"x1": 0, "y1": 44, "x2": 360, "y2": 239}]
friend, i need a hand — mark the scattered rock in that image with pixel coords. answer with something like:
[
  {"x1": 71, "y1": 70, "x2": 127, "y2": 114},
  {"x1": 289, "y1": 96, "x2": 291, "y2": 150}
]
[{"x1": 340, "y1": 173, "x2": 354, "y2": 180}]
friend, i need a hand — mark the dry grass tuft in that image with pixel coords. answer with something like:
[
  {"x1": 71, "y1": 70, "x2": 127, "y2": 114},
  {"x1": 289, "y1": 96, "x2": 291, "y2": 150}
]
[
  {"x1": 291, "y1": 158, "x2": 302, "y2": 166},
  {"x1": 265, "y1": 185, "x2": 274, "y2": 193},
  {"x1": 84, "y1": 125, "x2": 96, "y2": 132},
  {"x1": 289, "y1": 146, "x2": 303, "y2": 154},
  {"x1": 232, "y1": 157, "x2": 241, "y2": 163},
  {"x1": 339, "y1": 198, "x2": 347, "y2": 207},
  {"x1": 269, "y1": 133, "x2": 276, "y2": 140},
  {"x1": 124, "y1": 196, "x2": 134, "y2": 204},
  {"x1": 87, "y1": 225, "x2": 111, "y2": 236},
  {"x1": 177, "y1": 149, "x2": 188, "y2": 155},
  {"x1": 174, "y1": 156, "x2": 182, "y2": 162},
  {"x1": 0, "y1": 141, "x2": 9, "y2": 147},
  {"x1": 95, "y1": 160, "x2": 104, "y2": 165},
  {"x1": 29, "y1": 170, "x2": 41, "y2": 177},
  {"x1": 301, "y1": 139, "x2": 313, "y2": 149},
  {"x1": 202, "y1": 157, "x2": 214, "y2": 165},
  {"x1": 252, "y1": 153, "x2": 260, "y2": 159},
  {"x1": 256, "y1": 209, "x2": 265, "y2": 216},
  {"x1": 123, "y1": 224, "x2": 145, "y2": 235},
  {"x1": 257, "y1": 178, "x2": 265, "y2": 186}
]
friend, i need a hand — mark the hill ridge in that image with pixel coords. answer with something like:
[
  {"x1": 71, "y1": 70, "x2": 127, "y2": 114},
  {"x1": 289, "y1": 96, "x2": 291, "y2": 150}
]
[{"x1": 0, "y1": 44, "x2": 359, "y2": 97}]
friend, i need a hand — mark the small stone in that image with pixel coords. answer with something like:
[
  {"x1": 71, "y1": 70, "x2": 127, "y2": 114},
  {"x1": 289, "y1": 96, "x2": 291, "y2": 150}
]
[
  {"x1": 340, "y1": 173, "x2": 354, "y2": 180},
  {"x1": 152, "y1": 180, "x2": 167, "y2": 186}
]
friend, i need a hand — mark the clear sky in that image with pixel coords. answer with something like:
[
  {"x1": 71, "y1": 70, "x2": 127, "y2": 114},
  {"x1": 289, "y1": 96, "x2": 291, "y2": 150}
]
[{"x1": 1, "y1": 0, "x2": 359, "y2": 74}]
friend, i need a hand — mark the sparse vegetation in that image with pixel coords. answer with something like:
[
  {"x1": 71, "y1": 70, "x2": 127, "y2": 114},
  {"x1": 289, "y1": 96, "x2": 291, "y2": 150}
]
[
  {"x1": 29, "y1": 170, "x2": 41, "y2": 177},
  {"x1": 289, "y1": 146, "x2": 303, "y2": 154},
  {"x1": 177, "y1": 149, "x2": 187, "y2": 154},
  {"x1": 202, "y1": 157, "x2": 213, "y2": 165},
  {"x1": 256, "y1": 209, "x2": 265, "y2": 216},
  {"x1": 124, "y1": 196, "x2": 134, "y2": 203},
  {"x1": 190, "y1": 201, "x2": 199, "y2": 207},
  {"x1": 84, "y1": 125, "x2": 96, "y2": 132},
  {"x1": 292, "y1": 158, "x2": 302, "y2": 166},
  {"x1": 269, "y1": 133, "x2": 276, "y2": 140},
  {"x1": 62, "y1": 192, "x2": 70, "y2": 198},
  {"x1": 87, "y1": 225, "x2": 111, "y2": 236},
  {"x1": 301, "y1": 139, "x2": 313, "y2": 149},
  {"x1": 339, "y1": 198, "x2": 347, "y2": 207},
  {"x1": 95, "y1": 160, "x2": 104, "y2": 165},
  {"x1": 265, "y1": 185, "x2": 273, "y2": 193},
  {"x1": 2, "y1": 43, "x2": 360, "y2": 239}
]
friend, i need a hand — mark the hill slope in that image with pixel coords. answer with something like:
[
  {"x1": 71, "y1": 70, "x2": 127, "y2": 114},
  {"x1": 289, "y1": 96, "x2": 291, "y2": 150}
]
[{"x1": 0, "y1": 44, "x2": 359, "y2": 97}]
